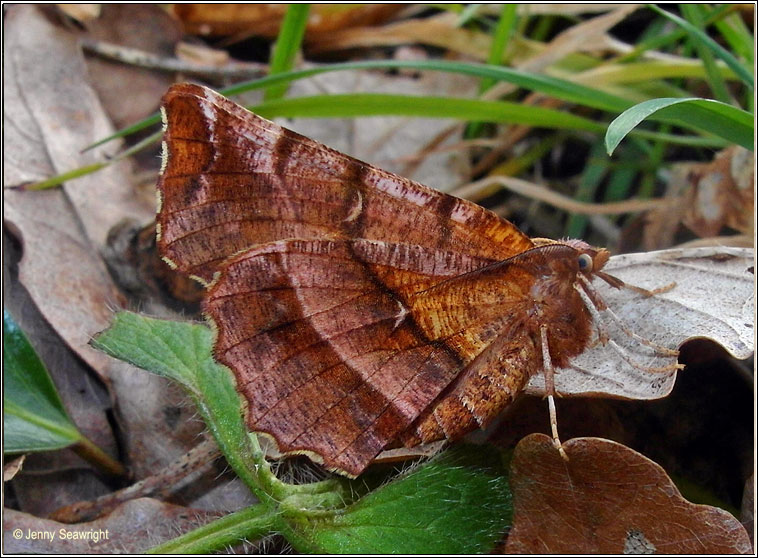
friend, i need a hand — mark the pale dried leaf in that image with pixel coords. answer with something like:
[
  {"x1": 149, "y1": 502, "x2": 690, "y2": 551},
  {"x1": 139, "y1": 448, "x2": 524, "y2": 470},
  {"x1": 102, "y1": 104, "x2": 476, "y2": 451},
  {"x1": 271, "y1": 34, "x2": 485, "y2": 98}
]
[
  {"x1": 642, "y1": 147, "x2": 754, "y2": 250},
  {"x1": 3, "y1": 455, "x2": 26, "y2": 482},
  {"x1": 3, "y1": 5, "x2": 203, "y2": 479},
  {"x1": 308, "y1": 12, "x2": 494, "y2": 60},
  {"x1": 518, "y1": 5, "x2": 639, "y2": 73},
  {"x1": 527, "y1": 246, "x2": 754, "y2": 399},
  {"x1": 683, "y1": 146, "x2": 754, "y2": 237}
]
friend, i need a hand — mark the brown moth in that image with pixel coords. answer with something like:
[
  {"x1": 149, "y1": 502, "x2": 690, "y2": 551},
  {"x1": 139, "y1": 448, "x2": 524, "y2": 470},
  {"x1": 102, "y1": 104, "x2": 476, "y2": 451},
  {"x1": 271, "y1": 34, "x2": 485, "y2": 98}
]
[{"x1": 156, "y1": 83, "x2": 680, "y2": 477}]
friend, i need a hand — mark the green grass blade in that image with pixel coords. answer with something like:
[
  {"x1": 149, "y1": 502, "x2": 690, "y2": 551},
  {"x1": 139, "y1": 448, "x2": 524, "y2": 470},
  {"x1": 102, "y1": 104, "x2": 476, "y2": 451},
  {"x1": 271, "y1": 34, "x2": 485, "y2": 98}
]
[
  {"x1": 679, "y1": 4, "x2": 731, "y2": 103},
  {"x1": 467, "y1": 4, "x2": 518, "y2": 138},
  {"x1": 251, "y1": 93, "x2": 604, "y2": 132},
  {"x1": 481, "y1": 4, "x2": 517, "y2": 91},
  {"x1": 712, "y1": 8, "x2": 754, "y2": 65},
  {"x1": 648, "y1": 4, "x2": 754, "y2": 89},
  {"x1": 606, "y1": 97, "x2": 754, "y2": 154},
  {"x1": 617, "y1": 4, "x2": 733, "y2": 63},
  {"x1": 265, "y1": 4, "x2": 310, "y2": 101},
  {"x1": 88, "y1": 58, "x2": 635, "y2": 150}
]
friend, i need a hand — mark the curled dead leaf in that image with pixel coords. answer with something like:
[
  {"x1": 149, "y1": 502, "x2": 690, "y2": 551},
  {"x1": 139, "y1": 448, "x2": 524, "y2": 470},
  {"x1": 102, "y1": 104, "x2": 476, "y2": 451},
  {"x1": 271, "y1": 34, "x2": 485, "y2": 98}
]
[
  {"x1": 527, "y1": 246, "x2": 754, "y2": 400},
  {"x1": 642, "y1": 146, "x2": 754, "y2": 250},
  {"x1": 505, "y1": 434, "x2": 752, "y2": 554}
]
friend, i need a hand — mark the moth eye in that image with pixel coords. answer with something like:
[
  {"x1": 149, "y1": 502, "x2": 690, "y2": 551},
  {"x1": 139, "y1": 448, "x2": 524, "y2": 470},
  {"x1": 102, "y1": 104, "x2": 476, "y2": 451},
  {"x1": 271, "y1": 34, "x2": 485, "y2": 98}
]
[{"x1": 578, "y1": 253, "x2": 593, "y2": 272}]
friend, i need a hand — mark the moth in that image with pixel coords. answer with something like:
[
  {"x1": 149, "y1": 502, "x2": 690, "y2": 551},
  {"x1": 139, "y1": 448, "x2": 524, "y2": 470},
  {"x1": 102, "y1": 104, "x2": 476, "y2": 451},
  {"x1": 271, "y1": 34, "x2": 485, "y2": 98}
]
[{"x1": 156, "y1": 83, "x2": 680, "y2": 477}]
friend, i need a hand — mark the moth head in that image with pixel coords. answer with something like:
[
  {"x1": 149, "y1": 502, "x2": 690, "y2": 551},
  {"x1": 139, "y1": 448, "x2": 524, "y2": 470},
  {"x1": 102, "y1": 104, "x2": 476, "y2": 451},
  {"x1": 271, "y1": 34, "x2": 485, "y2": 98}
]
[
  {"x1": 549, "y1": 238, "x2": 611, "y2": 276},
  {"x1": 567, "y1": 243, "x2": 623, "y2": 289},
  {"x1": 579, "y1": 247, "x2": 611, "y2": 275}
]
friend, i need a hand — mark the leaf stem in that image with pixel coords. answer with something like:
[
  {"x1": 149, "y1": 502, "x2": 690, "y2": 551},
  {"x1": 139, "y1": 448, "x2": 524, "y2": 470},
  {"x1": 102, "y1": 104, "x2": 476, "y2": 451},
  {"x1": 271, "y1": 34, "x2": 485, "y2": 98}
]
[
  {"x1": 71, "y1": 436, "x2": 127, "y2": 478},
  {"x1": 146, "y1": 503, "x2": 280, "y2": 554}
]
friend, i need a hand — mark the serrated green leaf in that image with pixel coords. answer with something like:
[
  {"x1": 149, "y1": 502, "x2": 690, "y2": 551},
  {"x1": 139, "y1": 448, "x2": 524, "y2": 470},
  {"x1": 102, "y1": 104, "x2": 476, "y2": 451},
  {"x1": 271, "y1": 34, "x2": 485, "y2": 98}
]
[
  {"x1": 91, "y1": 311, "x2": 270, "y2": 496},
  {"x1": 606, "y1": 97, "x2": 754, "y2": 153},
  {"x1": 286, "y1": 445, "x2": 512, "y2": 554},
  {"x1": 3, "y1": 309, "x2": 82, "y2": 453}
]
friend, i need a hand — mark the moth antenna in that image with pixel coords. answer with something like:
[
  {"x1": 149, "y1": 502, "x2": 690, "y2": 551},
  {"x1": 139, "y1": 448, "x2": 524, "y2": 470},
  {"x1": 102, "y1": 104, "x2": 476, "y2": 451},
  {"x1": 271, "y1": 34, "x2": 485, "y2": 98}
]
[
  {"x1": 540, "y1": 325, "x2": 568, "y2": 461},
  {"x1": 597, "y1": 270, "x2": 676, "y2": 298},
  {"x1": 577, "y1": 276, "x2": 679, "y2": 357},
  {"x1": 595, "y1": 270, "x2": 626, "y2": 289}
]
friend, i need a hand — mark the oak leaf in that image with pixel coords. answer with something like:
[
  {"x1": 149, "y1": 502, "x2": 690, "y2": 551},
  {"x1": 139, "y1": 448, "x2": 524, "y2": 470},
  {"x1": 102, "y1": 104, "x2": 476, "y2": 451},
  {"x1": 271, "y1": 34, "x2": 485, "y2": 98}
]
[{"x1": 505, "y1": 434, "x2": 752, "y2": 554}]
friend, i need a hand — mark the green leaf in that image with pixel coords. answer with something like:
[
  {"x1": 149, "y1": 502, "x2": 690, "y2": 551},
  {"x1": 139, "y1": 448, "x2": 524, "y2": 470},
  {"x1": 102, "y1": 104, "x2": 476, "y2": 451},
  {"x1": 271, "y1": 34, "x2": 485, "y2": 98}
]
[
  {"x1": 3, "y1": 309, "x2": 82, "y2": 453},
  {"x1": 91, "y1": 312, "x2": 347, "y2": 506},
  {"x1": 286, "y1": 445, "x2": 512, "y2": 554},
  {"x1": 91, "y1": 311, "x2": 274, "y2": 498},
  {"x1": 606, "y1": 97, "x2": 754, "y2": 154}
]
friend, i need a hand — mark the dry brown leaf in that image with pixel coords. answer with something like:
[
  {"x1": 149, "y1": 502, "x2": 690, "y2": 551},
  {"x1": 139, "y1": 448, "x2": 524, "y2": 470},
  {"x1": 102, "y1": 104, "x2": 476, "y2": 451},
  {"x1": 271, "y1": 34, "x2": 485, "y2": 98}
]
[
  {"x1": 505, "y1": 434, "x2": 752, "y2": 554},
  {"x1": 175, "y1": 41, "x2": 230, "y2": 67},
  {"x1": 2, "y1": 499, "x2": 223, "y2": 553},
  {"x1": 642, "y1": 146, "x2": 754, "y2": 250},
  {"x1": 526, "y1": 246, "x2": 754, "y2": 400},
  {"x1": 172, "y1": 4, "x2": 402, "y2": 39},
  {"x1": 307, "y1": 11, "x2": 493, "y2": 59},
  {"x1": 80, "y1": 4, "x2": 183, "y2": 128}
]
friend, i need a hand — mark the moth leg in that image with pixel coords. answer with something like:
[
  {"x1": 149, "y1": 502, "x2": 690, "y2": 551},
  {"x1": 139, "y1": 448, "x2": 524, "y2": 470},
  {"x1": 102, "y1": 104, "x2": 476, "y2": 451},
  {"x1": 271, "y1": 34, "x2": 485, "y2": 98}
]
[
  {"x1": 540, "y1": 324, "x2": 568, "y2": 461},
  {"x1": 606, "y1": 338, "x2": 684, "y2": 373},
  {"x1": 577, "y1": 276, "x2": 678, "y2": 357},
  {"x1": 575, "y1": 280, "x2": 681, "y2": 374},
  {"x1": 573, "y1": 283, "x2": 610, "y2": 345}
]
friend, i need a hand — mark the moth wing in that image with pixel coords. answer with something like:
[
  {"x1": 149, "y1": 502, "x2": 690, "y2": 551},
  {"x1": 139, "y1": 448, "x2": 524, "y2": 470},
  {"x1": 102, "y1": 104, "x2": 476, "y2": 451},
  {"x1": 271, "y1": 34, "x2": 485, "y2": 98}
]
[
  {"x1": 158, "y1": 83, "x2": 533, "y2": 283},
  {"x1": 205, "y1": 238, "x2": 539, "y2": 476}
]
